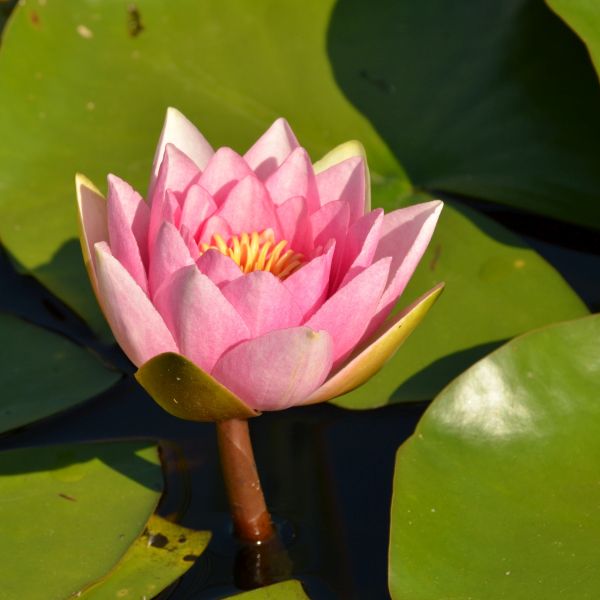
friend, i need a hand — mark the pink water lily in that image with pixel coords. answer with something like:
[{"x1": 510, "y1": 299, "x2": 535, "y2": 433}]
[{"x1": 76, "y1": 108, "x2": 442, "y2": 412}]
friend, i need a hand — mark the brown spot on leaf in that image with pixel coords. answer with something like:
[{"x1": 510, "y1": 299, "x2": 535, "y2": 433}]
[
  {"x1": 148, "y1": 532, "x2": 169, "y2": 548},
  {"x1": 429, "y1": 243, "x2": 442, "y2": 271},
  {"x1": 183, "y1": 554, "x2": 198, "y2": 562},
  {"x1": 58, "y1": 493, "x2": 77, "y2": 502},
  {"x1": 127, "y1": 4, "x2": 144, "y2": 37},
  {"x1": 29, "y1": 10, "x2": 41, "y2": 28}
]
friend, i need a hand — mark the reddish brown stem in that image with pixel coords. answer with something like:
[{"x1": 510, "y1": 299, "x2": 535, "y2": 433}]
[{"x1": 216, "y1": 418, "x2": 275, "y2": 543}]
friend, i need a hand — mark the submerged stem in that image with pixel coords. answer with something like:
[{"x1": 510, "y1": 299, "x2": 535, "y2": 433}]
[{"x1": 216, "y1": 418, "x2": 275, "y2": 543}]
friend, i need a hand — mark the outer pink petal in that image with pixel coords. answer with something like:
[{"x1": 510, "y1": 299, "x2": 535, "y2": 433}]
[
  {"x1": 265, "y1": 147, "x2": 319, "y2": 213},
  {"x1": 212, "y1": 327, "x2": 334, "y2": 411},
  {"x1": 284, "y1": 241, "x2": 335, "y2": 320},
  {"x1": 243, "y1": 118, "x2": 299, "y2": 180},
  {"x1": 94, "y1": 242, "x2": 178, "y2": 366},
  {"x1": 106, "y1": 175, "x2": 149, "y2": 293},
  {"x1": 76, "y1": 174, "x2": 107, "y2": 297},
  {"x1": 316, "y1": 156, "x2": 366, "y2": 222},
  {"x1": 197, "y1": 215, "x2": 232, "y2": 245},
  {"x1": 370, "y1": 201, "x2": 443, "y2": 331},
  {"x1": 216, "y1": 174, "x2": 282, "y2": 238},
  {"x1": 154, "y1": 264, "x2": 250, "y2": 373},
  {"x1": 150, "y1": 107, "x2": 213, "y2": 188},
  {"x1": 179, "y1": 184, "x2": 217, "y2": 239},
  {"x1": 198, "y1": 147, "x2": 253, "y2": 205},
  {"x1": 149, "y1": 222, "x2": 195, "y2": 297},
  {"x1": 337, "y1": 208, "x2": 384, "y2": 289},
  {"x1": 276, "y1": 195, "x2": 313, "y2": 256},
  {"x1": 196, "y1": 249, "x2": 243, "y2": 286},
  {"x1": 305, "y1": 257, "x2": 391, "y2": 364},
  {"x1": 221, "y1": 271, "x2": 303, "y2": 337}
]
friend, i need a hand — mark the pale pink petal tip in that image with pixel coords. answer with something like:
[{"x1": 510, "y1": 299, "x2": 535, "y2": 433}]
[
  {"x1": 151, "y1": 107, "x2": 214, "y2": 182},
  {"x1": 244, "y1": 117, "x2": 299, "y2": 180}
]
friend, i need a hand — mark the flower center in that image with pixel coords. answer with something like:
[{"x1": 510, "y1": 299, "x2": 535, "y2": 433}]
[{"x1": 200, "y1": 229, "x2": 304, "y2": 279}]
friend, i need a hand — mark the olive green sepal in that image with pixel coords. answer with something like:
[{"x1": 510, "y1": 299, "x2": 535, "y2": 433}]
[{"x1": 135, "y1": 352, "x2": 259, "y2": 422}]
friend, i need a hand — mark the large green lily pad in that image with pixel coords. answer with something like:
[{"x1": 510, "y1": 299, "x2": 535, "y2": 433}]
[
  {"x1": 0, "y1": 442, "x2": 163, "y2": 599},
  {"x1": 547, "y1": 0, "x2": 600, "y2": 81},
  {"x1": 389, "y1": 314, "x2": 600, "y2": 599},
  {"x1": 0, "y1": 312, "x2": 120, "y2": 434},
  {"x1": 79, "y1": 514, "x2": 211, "y2": 599},
  {"x1": 328, "y1": 0, "x2": 600, "y2": 228},
  {"x1": 334, "y1": 192, "x2": 588, "y2": 407}
]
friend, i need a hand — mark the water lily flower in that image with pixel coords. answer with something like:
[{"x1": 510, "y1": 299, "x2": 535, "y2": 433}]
[{"x1": 76, "y1": 108, "x2": 442, "y2": 416}]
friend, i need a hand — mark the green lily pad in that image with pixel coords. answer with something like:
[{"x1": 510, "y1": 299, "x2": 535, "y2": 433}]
[
  {"x1": 79, "y1": 514, "x2": 211, "y2": 599},
  {"x1": 328, "y1": 0, "x2": 600, "y2": 228},
  {"x1": 0, "y1": 441, "x2": 163, "y2": 599},
  {"x1": 547, "y1": 0, "x2": 600, "y2": 81},
  {"x1": 389, "y1": 314, "x2": 600, "y2": 599},
  {"x1": 224, "y1": 580, "x2": 310, "y2": 599},
  {"x1": 0, "y1": 0, "x2": 403, "y2": 336},
  {"x1": 135, "y1": 352, "x2": 259, "y2": 422},
  {"x1": 0, "y1": 312, "x2": 120, "y2": 434},
  {"x1": 334, "y1": 192, "x2": 588, "y2": 407}
]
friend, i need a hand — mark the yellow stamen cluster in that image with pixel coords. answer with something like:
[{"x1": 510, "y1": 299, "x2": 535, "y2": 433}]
[{"x1": 200, "y1": 229, "x2": 304, "y2": 279}]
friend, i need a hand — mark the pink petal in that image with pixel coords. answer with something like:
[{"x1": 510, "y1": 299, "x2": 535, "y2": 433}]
[
  {"x1": 149, "y1": 222, "x2": 195, "y2": 297},
  {"x1": 316, "y1": 156, "x2": 367, "y2": 222},
  {"x1": 94, "y1": 242, "x2": 178, "y2": 366},
  {"x1": 180, "y1": 225, "x2": 201, "y2": 261},
  {"x1": 310, "y1": 200, "x2": 350, "y2": 249},
  {"x1": 198, "y1": 147, "x2": 253, "y2": 205},
  {"x1": 179, "y1": 184, "x2": 217, "y2": 239},
  {"x1": 216, "y1": 174, "x2": 282, "y2": 238},
  {"x1": 197, "y1": 215, "x2": 232, "y2": 245},
  {"x1": 154, "y1": 265, "x2": 250, "y2": 372},
  {"x1": 212, "y1": 327, "x2": 334, "y2": 411},
  {"x1": 304, "y1": 283, "x2": 444, "y2": 404},
  {"x1": 284, "y1": 241, "x2": 335, "y2": 320},
  {"x1": 337, "y1": 208, "x2": 384, "y2": 288},
  {"x1": 148, "y1": 144, "x2": 198, "y2": 247},
  {"x1": 150, "y1": 107, "x2": 213, "y2": 188},
  {"x1": 370, "y1": 201, "x2": 443, "y2": 331},
  {"x1": 76, "y1": 174, "x2": 107, "y2": 296},
  {"x1": 196, "y1": 248, "x2": 243, "y2": 286},
  {"x1": 106, "y1": 175, "x2": 149, "y2": 293},
  {"x1": 310, "y1": 200, "x2": 350, "y2": 283},
  {"x1": 221, "y1": 271, "x2": 303, "y2": 337},
  {"x1": 150, "y1": 143, "x2": 201, "y2": 204},
  {"x1": 265, "y1": 147, "x2": 319, "y2": 213},
  {"x1": 276, "y1": 195, "x2": 313, "y2": 256},
  {"x1": 244, "y1": 118, "x2": 299, "y2": 180},
  {"x1": 305, "y1": 257, "x2": 391, "y2": 364}
]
